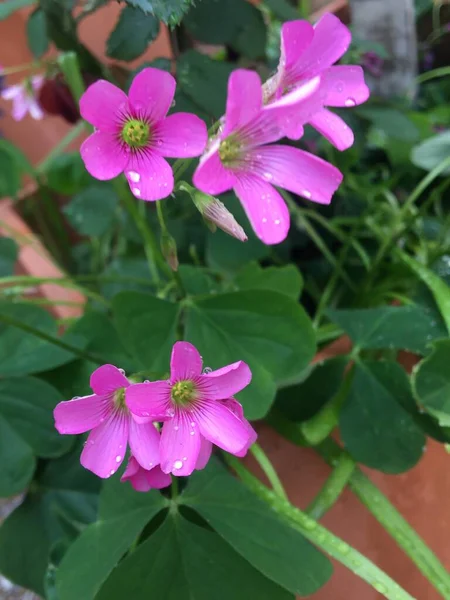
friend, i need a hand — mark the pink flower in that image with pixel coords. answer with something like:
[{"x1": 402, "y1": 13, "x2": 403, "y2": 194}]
[
  {"x1": 53, "y1": 365, "x2": 161, "y2": 478},
  {"x1": 126, "y1": 341, "x2": 256, "y2": 476},
  {"x1": 193, "y1": 69, "x2": 343, "y2": 245},
  {"x1": 1, "y1": 75, "x2": 44, "y2": 121},
  {"x1": 265, "y1": 14, "x2": 370, "y2": 150},
  {"x1": 79, "y1": 68, "x2": 208, "y2": 201},
  {"x1": 121, "y1": 456, "x2": 171, "y2": 492}
]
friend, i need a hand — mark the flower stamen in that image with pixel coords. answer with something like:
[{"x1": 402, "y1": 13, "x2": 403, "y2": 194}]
[
  {"x1": 171, "y1": 380, "x2": 197, "y2": 407},
  {"x1": 121, "y1": 118, "x2": 150, "y2": 148}
]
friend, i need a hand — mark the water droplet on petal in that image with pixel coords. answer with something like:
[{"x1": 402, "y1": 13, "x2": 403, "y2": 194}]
[
  {"x1": 262, "y1": 217, "x2": 267, "y2": 223},
  {"x1": 274, "y1": 219, "x2": 281, "y2": 225},
  {"x1": 190, "y1": 431, "x2": 195, "y2": 435},
  {"x1": 302, "y1": 189, "x2": 312, "y2": 199},
  {"x1": 72, "y1": 396, "x2": 80, "y2": 400},
  {"x1": 183, "y1": 456, "x2": 187, "y2": 461},
  {"x1": 191, "y1": 422, "x2": 196, "y2": 427},
  {"x1": 144, "y1": 380, "x2": 149, "y2": 383},
  {"x1": 110, "y1": 469, "x2": 115, "y2": 475},
  {"x1": 203, "y1": 367, "x2": 212, "y2": 374},
  {"x1": 174, "y1": 425, "x2": 179, "y2": 431},
  {"x1": 167, "y1": 408, "x2": 175, "y2": 417},
  {"x1": 133, "y1": 187, "x2": 141, "y2": 197},
  {"x1": 345, "y1": 97, "x2": 356, "y2": 107},
  {"x1": 157, "y1": 139, "x2": 163, "y2": 146},
  {"x1": 263, "y1": 172, "x2": 273, "y2": 181},
  {"x1": 115, "y1": 455, "x2": 121, "y2": 463},
  {"x1": 119, "y1": 368, "x2": 125, "y2": 375},
  {"x1": 128, "y1": 171, "x2": 140, "y2": 183},
  {"x1": 149, "y1": 462, "x2": 153, "y2": 467},
  {"x1": 173, "y1": 460, "x2": 183, "y2": 470}
]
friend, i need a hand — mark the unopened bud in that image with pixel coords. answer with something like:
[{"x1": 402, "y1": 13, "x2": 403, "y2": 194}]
[{"x1": 161, "y1": 231, "x2": 179, "y2": 272}]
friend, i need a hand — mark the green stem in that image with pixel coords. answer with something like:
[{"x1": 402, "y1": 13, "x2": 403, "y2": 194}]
[
  {"x1": 317, "y1": 439, "x2": 450, "y2": 600},
  {"x1": 57, "y1": 52, "x2": 86, "y2": 105},
  {"x1": 36, "y1": 122, "x2": 85, "y2": 174},
  {"x1": 156, "y1": 201, "x2": 186, "y2": 295},
  {"x1": 417, "y1": 66, "x2": 450, "y2": 84},
  {"x1": 226, "y1": 455, "x2": 416, "y2": 600},
  {"x1": 250, "y1": 443, "x2": 288, "y2": 499},
  {"x1": 307, "y1": 452, "x2": 356, "y2": 520},
  {"x1": 171, "y1": 476, "x2": 179, "y2": 499}
]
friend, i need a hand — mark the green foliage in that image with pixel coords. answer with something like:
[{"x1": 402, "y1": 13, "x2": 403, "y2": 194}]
[
  {"x1": 63, "y1": 183, "x2": 120, "y2": 237},
  {"x1": 0, "y1": 0, "x2": 35, "y2": 20},
  {"x1": 413, "y1": 341, "x2": 450, "y2": 426},
  {"x1": 125, "y1": 0, "x2": 194, "y2": 25},
  {"x1": 411, "y1": 131, "x2": 450, "y2": 175},
  {"x1": 27, "y1": 8, "x2": 49, "y2": 58},
  {"x1": 0, "y1": 238, "x2": 18, "y2": 276},
  {"x1": 46, "y1": 152, "x2": 92, "y2": 196},
  {"x1": 234, "y1": 262, "x2": 303, "y2": 300},
  {"x1": 107, "y1": 6, "x2": 160, "y2": 61}
]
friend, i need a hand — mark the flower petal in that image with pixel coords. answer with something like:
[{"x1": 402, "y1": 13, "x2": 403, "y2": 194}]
[
  {"x1": 221, "y1": 398, "x2": 257, "y2": 457},
  {"x1": 309, "y1": 108, "x2": 355, "y2": 151},
  {"x1": 196, "y1": 400, "x2": 254, "y2": 455},
  {"x1": 192, "y1": 141, "x2": 237, "y2": 195},
  {"x1": 128, "y1": 68, "x2": 175, "y2": 123},
  {"x1": 280, "y1": 20, "x2": 315, "y2": 73},
  {"x1": 155, "y1": 113, "x2": 207, "y2": 158},
  {"x1": 80, "y1": 410, "x2": 129, "y2": 478},
  {"x1": 160, "y1": 412, "x2": 201, "y2": 476},
  {"x1": 199, "y1": 361, "x2": 252, "y2": 399},
  {"x1": 1, "y1": 85, "x2": 22, "y2": 100},
  {"x1": 233, "y1": 175, "x2": 290, "y2": 245},
  {"x1": 247, "y1": 144, "x2": 343, "y2": 204},
  {"x1": 145, "y1": 465, "x2": 172, "y2": 489},
  {"x1": 28, "y1": 99, "x2": 44, "y2": 120},
  {"x1": 79, "y1": 80, "x2": 128, "y2": 132},
  {"x1": 321, "y1": 66, "x2": 370, "y2": 107},
  {"x1": 90, "y1": 364, "x2": 129, "y2": 396},
  {"x1": 126, "y1": 381, "x2": 172, "y2": 420},
  {"x1": 121, "y1": 458, "x2": 171, "y2": 491},
  {"x1": 170, "y1": 341, "x2": 203, "y2": 382},
  {"x1": 11, "y1": 96, "x2": 29, "y2": 121},
  {"x1": 80, "y1": 132, "x2": 127, "y2": 180},
  {"x1": 54, "y1": 395, "x2": 112, "y2": 435},
  {"x1": 223, "y1": 69, "x2": 262, "y2": 136},
  {"x1": 195, "y1": 436, "x2": 213, "y2": 470},
  {"x1": 128, "y1": 418, "x2": 161, "y2": 470},
  {"x1": 124, "y1": 150, "x2": 173, "y2": 201}
]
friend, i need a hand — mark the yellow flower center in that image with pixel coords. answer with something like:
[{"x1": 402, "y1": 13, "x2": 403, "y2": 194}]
[
  {"x1": 218, "y1": 135, "x2": 242, "y2": 167},
  {"x1": 121, "y1": 119, "x2": 150, "y2": 148},
  {"x1": 171, "y1": 380, "x2": 197, "y2": 407}
]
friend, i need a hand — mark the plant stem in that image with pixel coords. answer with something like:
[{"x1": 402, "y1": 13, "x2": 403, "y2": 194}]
[
  {"x1": 226, "y1": 455, "x2": 417, "y2": 600},
  {"x1": 36, "y1": 122, "x2": 85, "y2": 174},
  {"x1": 417, "y1": 66, "x2": 450, "y2": 84},
  {"x1": 171, "y1": 476, "x2": 179, "y2": 499},
  {"x1": 307, "y1": 452, "x2": 356, "y2": 520},
  {"x1": 317, "y1": 438, "x2": 450, "y2": 600},
  {"x1": 250, "y1": 443, "x2": 288, "y2": 499}
]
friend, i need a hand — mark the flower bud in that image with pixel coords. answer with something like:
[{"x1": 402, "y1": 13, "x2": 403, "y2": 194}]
[{"x1": 161, "y1": 231, "x2": 179, "y2": 272}]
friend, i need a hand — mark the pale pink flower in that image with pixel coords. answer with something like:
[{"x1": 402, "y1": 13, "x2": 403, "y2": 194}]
[
  {"x1": 265, "y1": 13, "x2": 370, "y2": 150},
  {"x1": 126, "y1": 341, "x2": 256, "y2": 476},
  {"x1": 193, "y1": 69, "x2": 343, "y2": 245},
  {"x1": 79, "y1": 68, "x2": 207, "y2": 201},
  {"x1": 54, "y1": 365, "x2": 161, "y2": 478},
  {"x1": 1, "y1": 75, "x2": 44, "y2": 121},
  {"x1": 121, "y1": 456, "x2": 171, "y2": 492}
]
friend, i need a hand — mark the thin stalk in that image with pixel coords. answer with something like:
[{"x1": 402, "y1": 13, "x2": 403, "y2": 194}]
[
  {"x1": 226, "y1": 455, "x2": 417, "y2": 600},
  {"x1": 171, "y1": 476, "x2": 179, "y2": 499},
  {"x1": 417, "y1": 66, "x2": 450, "y2": 84},
  {"x1": 307, "y1": 452, "x2": 356, "y2": 520},
  {"x1": 1, "y1": 61, "x2": 48, "y2": 76},
  {"x1": 155, "y1": 201, "x2": 186, "y2": 295},
  {"x1": 317, "y1": 439, "x2": 450, "y2": 600},
  {"x1": 250, "y1": 443, "x2": 288, "y2": 499}
]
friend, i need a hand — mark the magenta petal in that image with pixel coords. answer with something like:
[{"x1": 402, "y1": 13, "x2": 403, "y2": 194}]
[
  {"x1": 192, "y1": 141, "x2": 237, "y2": 195},
  {"x1": 90, "y1": 364, "x2": 129, "y2": 396},
  {"x1": 170, "y1": 341, "x2": 203, "y2": 382},
  {"x1": 280, "y1": 20, "x2": 314, "y2": 72},
  {"x1": 80, "y1": 410, "x2": 129, "y2": 478},
  {"x1": 222, "y1": 398, "x2": 257, "y2": 456},
  {"x1": 196, "y1": 400, "x2": 253, "y2": 455},
  {"x1": 145, "y1": 465, "x2": 172, "y2": 489},
  {"x1": 128, "y1": 68, "x2": 176, "y2": 123},
  {"x1": 234, "y1": 175, "x2": 290, "y2": 245},
  {"x1": 199, "y1": 361, "x2": 252, "y2": 399},
  {"x1": 128, "y1": 418, "x2": 160, "y2": 470},
  {"x1": 124, "y1": 150, "x2": 173, "y2": 201},
  {"x1": 155, "y1": 113, "x2": 207, "y2": 158},
  {"x1": 121, "y1": 455, "x2": 140, "y2": 479},
  {"x1": 54, "y1": 395, "x2": 112, "y2": 435},
  {"x1": 321, "y1": 65, "x2": 370, "y2": 107},
  {"x1": 195, "y1": 437, "x2": 213, "y2": 470},
  {"x1": 160, "y1": 413, "x2": 201, "y2": 476},
  {"x1": 247, "y1": 145, "x2": 343, "y2": 205},
  {"x1": 11, "y1": 95, "x2": 29, "y2": 121},
  {"x1": 309, "y1": 108, "x2": 355, "y2": 151},
  {"x1": 79, "y1": 80, "x2": 128, "y2": 131},
  {"x1": 80, "y1": 132, "x2": 127, "y2": 181},
  {"x1": 121, "y1": 458, "x2": 170, "y2": 491},
  {"x1": 126, "y1": 381, "x2": 172, "y2": 420},
  {"x1": 224, "y1": 69, "x2": 262, "y2": 136}
]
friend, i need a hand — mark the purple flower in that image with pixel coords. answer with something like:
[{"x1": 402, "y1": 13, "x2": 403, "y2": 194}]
[
  {"x1": 362, "y1": 51, "x2": 384, "y2": 78},
  {"x1": 264, "y1": 13, "x2": 370, "y2": 150},
  {"x1": 126, "y1": 341, "x2": 256, "y2": 476},
  {"x1": 121, "y1": 456, "x2": 171, "y2": 492},
  {"x1": 79, "y1": 68, "x2": 208, "y2": 201},
  {"x1": 1, "y1": 75, "x2": 44, "y2": 121},
  {"x1": 54, "y1": 365, "x2": 161, "y2": 478},
  {"x1": 193, "y1": 69, "x2": 343, "y2": 245}
]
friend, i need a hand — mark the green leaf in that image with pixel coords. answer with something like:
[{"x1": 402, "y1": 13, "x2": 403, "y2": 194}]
[
  {"x1": 112, "y1": 292, "x2": 179, "y2": 373},
  {"x1": 263, "y1": 0, "x2": 298, "y2": 20},
  {"x1": 0, "y1": 0, "x2": 35, "y2": 19},
  {"x1": 183, "y1": 460, "x2": 332, "y2": 596},
  {"x1": 107, "y1": 6, "x2": 159, "y2": 61},
  {"x1": 185, "y1": 290, "x2": 316, "y2": 418},
  {"x1": 231, "y1": 4, "x2": 266, "y2": 59},
  {"x1": 100, "y1": 257, "x2": 155, "y2": 299},
  {"x1": 178, "y1": 265, "x2": 221, "y2": 296},
  {"x1": 327, "y1": 305, "x2": 447, "y2": 354},
  {"x1": 340, "y1": 361, "x2": 425, "y2": 473},
  {"x1": 0, "y1": 302, "x2": 83, "y2": 376},
  {"x1": 413, "y1": 340, "x2": 450, "y2": 426},
  {"x1": 125, "y1": 0, "x2": 194, "y2": 25},
  {"x1": 56, "y1": 476, "x2": 168, "y2": 600},
  {"x1": 234, "y1": 262, "x2": 303, "y2": 300},
  {"x1": 97, "y1": 512, "x2": 295, "y2": 600},
  {"x1": 411, "y1": 131, "x2": 450, "y2": 175},
  {"x1": 177, "y1": 50, "x2": 234, "y2": 119},
  {"x1": 0, "y1": 237, "x2": 18, "y2": 276},
  {"x1": 46, "y1": 152, "x2": 91, "y2": 196},
  {"x1": 276, "y1": 357, "x2": 348, "y2": 422},
  {"x1": 27, "y1": 8, "x2": 49, "y2": 58},
  {"x1": 0, "y1": 148, "x2": 20, "y2": 197},
  {"x1": 357, "y1": 106, "x2": 420, "y2": 142},
  {"x1": 63, "y1": 183, "x2": 119, "y2": 236}
]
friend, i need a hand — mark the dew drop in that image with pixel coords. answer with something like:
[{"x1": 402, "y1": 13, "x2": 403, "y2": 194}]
[
  {"x1": 336, "y1": 81, "x2": 344, "y2": 93},
  {"x1": 173, "y1": 460, "x2": 183, "y2": 470},
  {"x1": 157, "y1": 139, "x2": 163, "y2": 146},
  {"x1": 373, "y1": 583, "x2": 387, "y2": 594},
  {"x1": 128, "y1": 170, "x2": 140, "y2": 183},
  {"x1": 174, "y1": 425, "x2": 179, "y2": 431},
  {"x1": 183, "y1": 456, "x2": 187, "y2": 461},
  {"x1": 190, "y1": 422, "x2": 196, "y2": 427},
  {"x1": 203, "y1": 367, "x2": 212, "y2": 374},
  {"x1": 142, "y1": 411, "x2": 150, "y2": 417},
  {"x1": 345, "y1": 97, "x2": 356, "y2": 107},
  {"x1": 115, "y1": 455, "x2": 122, "y2": 463},
  {"x1": 262, "y1": 217, "x2": 267, "y2": 223},
  {"x1": 133, "y1": 187, "x2": 141, "y2": 197},
  {"x1": 72, "y1": 396, "x2": 80, "y2": 400},
  {"x1": 190, "y1": 431, "x2": 195, "y2": 435},
  {"x1": 110, "y1": 469, "x2": 115, "y2": 475},
  {"x1": 149, "y1": 462, "x2": 153, "y2": 468},
  {"x1": 167, "y1": 408, "x2": 175, "y2": 417},
  {"x1": 274, "y1": 219, "x2": 281, "y2": 225},
  {"x1": 144, "y1": 380, "x2": 149, "y2": 383},
  {"x1": 119, "y1": 368, "x2": 125, "y2": 374},
  {"x1": 263, "y1": 172, "x2": 273, "y2": 181},
  {"x1": 302, "y1": 189, "x2": 312, "y2": 199}
]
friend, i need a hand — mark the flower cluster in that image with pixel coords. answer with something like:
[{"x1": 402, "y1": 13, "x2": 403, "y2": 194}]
[
  {"x1": 1, "y1": 74, "x2": 44, "y2": 121},
  {"x1": 54, "y1": 341, "x2": 255, "y2": 492},
  {"x1": 77, "y1": 13, "x2": 368, "y2": 245}
]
